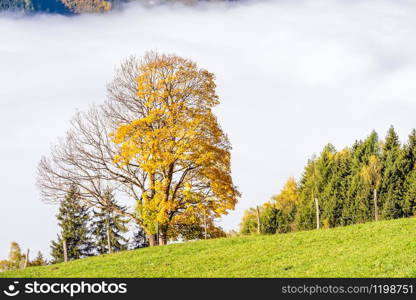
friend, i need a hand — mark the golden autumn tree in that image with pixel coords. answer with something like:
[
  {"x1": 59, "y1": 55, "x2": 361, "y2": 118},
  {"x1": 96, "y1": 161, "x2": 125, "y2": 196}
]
[
  {"x1": 111, "y1": 52, "x2": 239, "y2": 245},
  {"x1": 61, "y1": 0, "x2": 112, "y2": 13},
  {"x1": 272, "y1": 177, "x2": 299, "y2": 214},
  {"x1": 361, "y1": 155, "x2": 382, "y2": 221}
]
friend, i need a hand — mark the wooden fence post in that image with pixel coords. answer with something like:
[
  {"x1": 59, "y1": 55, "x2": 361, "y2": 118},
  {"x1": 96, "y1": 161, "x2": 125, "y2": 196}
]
[
  {"x1": 315, "y1": 197, "x2": 320, "y2": 229},
  {"x1": 204, "y1": 213, "x2": 208, "y2": 239},
  {"x1": 63, "y1": 240, "x2": 68, "y2": 262},
  {"x1": 23, "y1": 249, "x2": 30, "y2": 268},
  {"x1": 256, "y1": 206, "x2": 261, "y2": 234}
]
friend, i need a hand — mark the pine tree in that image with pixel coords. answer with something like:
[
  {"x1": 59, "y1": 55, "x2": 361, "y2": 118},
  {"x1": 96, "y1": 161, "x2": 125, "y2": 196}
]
[
  {"x1": 403, "y1": 129, "x2": 416, "y2": 173},
  {"x1": 259, "y1": 204, "x2": 279, "y2": 234},
  {"x1": 130, "y1": 225, "x2": 149, "y2": 249},
  {"x1": 342, "y1": 132, "x2": 380, "y2": 224},
  {"x1": 294, "y1": 157, "x2": 318, "y2": 230},
  {"x1": 50, "y1": 185, "x2": 92, "y2": 263},
  {"x1": 380, "y1": 126, "x2": 406, "y2": 219},
  {"x1": 321, "y1": 148, "x2": 351, "y2": 227},
  {"x1": 90, "y1": 190, "x2": 129, "y2": 255},
  {"x1": 241, "y1": 128, "x2": 416, "y2": 235},
  {"x1": 403, "y1": 170, "x2": 416, "y2": 216},
  {"x1": 30, "y1": 251, "x2": 47, "y2": 267},
  {"x1": 340, "y1": 140, "x2": 362, "y2": 226},
  {"x1": 361, "y1": 155, "x2": 382, "y2": 221},
  {"x1": 239, "y1": 207, "x2": 260, "y2": 234},
  {"x1": 311, "y1": 144, "x2": 336, "y2": 229},
  {"x1": 402, "y1": 129, "x2": 416, "y2": 216},
  {"x1": 271, "y1": 177, "x2": 299, "y2": 232}
]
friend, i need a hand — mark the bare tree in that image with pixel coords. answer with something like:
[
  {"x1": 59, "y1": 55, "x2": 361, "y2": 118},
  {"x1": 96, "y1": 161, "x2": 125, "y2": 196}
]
[
  {"x1": 38, "y1": 54, "x2": 239, "y2": 246},
  {"x1": 37, "y1": 106, "x2": 145, "y2": 223},
  {"x1": 37, "y1": 57, "x2": 152, "y2": 241}
]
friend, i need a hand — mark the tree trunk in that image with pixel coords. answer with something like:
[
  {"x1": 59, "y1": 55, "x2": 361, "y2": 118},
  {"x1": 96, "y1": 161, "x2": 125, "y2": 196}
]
[
  {"x1": 107, "y1": 226, "x2": 112, "y2": 254},
  {"x1": 147, "y1": 234, "x2": 158, "y2": 247},
  {"x1": 374, "y1": 188, "x2": 378, "y2": 221},
  {"x1": 23, "y1": 249, "x2": 29, "y2": 269},
  {"x1": 314, "y1": 197, "x2": 320, "y2": 229},
  {"x1": 204, "y1": 213, "x2": 208, "y2": 239},
  {"x1": 156, "y1": 221, "x2": 159, "y2": 245},
  {"x1": 256, "y1": 205, "x2": 261, "y2": 234},
  {"x1": 158, "y1": 232, "x2": 167, "y2": 246},
  {"x1": 63, "y1": 240, "x2": 68, "y2": 262}
]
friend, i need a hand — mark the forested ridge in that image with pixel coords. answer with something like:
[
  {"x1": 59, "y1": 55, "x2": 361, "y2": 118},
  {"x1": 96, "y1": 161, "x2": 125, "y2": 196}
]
[
  {"x1": 0, "y1": 0, "x2": 233, "y2": 14},
  {"x1": 241, "y1": 126, "x2": 416, "y2": 234}
]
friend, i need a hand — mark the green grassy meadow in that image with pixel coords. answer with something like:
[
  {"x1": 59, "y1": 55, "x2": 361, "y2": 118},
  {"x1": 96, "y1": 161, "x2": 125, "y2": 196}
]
[{"x1": 2, "y1": 217, "x2": 416, "y2": 278}]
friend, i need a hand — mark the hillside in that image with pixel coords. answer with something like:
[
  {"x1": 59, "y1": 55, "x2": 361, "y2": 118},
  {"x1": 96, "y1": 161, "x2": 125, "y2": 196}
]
[
  {"x1": 0, "y1": 0, "x2": 233, "y2": 15},
  {"x1": 2, "y1": 217, "x2": 416, "y2": 278},
  {"x1": 0, "y1": 0, "x2": 72, "y2": 14}
]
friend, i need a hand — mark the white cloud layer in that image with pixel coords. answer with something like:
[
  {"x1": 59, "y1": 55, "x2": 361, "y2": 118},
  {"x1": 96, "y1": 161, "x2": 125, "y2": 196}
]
[{"x1": 1, "y1": 0, "x2": 416, "y2": 258}]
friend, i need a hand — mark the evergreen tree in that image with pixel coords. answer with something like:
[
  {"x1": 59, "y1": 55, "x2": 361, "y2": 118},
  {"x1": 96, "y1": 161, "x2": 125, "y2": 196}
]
[
  {"x1": 402, "y1": 129, "x2": 416, "y2": 216},
  {"x1": 339, "y1": 140, "x2": 362, "y2": 225},
  {"x1": 241, "y1": 128, "x2": 416, "y2": 236},
  {"x1": 321, "y1": 148, "x2": 351, "y2": 227},
  {"x1": 342, "y1": 132, "x2": 380, "y2": 224},
  {"x1": 129, "y1": 226, "x2": 149, "y2": 250},
  {"x1": 130, "y1": 225, "x2": 149, "y2": 249},
  {"x1": 403, "y1": 129, "x2": 416, "y2": 173},
  {"x1": 380, "y1": 126, "x2": 406, "y2": 219},
  {"x1": 90, "y1": 190, "x2": 129, "y2": 255},
  {"x1": 296, "y1": 144, "x2": 337, "y2": 230},
  {"x1": 259, "y1": 204, "x2": 279, "y2": 234},
  {"x1": 294, "y1": 158, "x2": 318, "y2": 230},
  {"x1": 30, "y1": 251, "x2": 48, "y2": 267},
  {"x1": 239, "y1": 208, "x2": 259, "y2": 234},
  {"x1": 240, "y1": 204, "x2": 284, "y2": 235},
  {"x1": 50, "y1": 185, "x2": 92, "y2": 263},
  {"x1": 271, "y1": 177, "x2": 298, "y2": 232},
  {"x1": 402, "y1": 169, "x2": 416, "y2": 216},
  {"x1": 361, "y1": 155, "x2": 382, "y2": 221}
]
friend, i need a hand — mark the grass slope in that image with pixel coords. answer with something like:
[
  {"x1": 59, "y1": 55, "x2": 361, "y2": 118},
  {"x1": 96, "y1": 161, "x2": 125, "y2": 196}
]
[{"x1": 2, "y1": 218, "x2": 416, "y2": 278}]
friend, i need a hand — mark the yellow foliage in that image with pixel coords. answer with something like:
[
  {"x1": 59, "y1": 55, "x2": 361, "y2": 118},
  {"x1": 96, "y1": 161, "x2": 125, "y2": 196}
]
[
  {"x1": 361, "y1": 155, "x2": 382, "y2": 187},
  {"x1": 272, "y1": 177, "x2": 299, "y2": 214},
  {"x1": 112, "y1": 52, "x2": 239, "y2": 236},
  {"x1": 61, "y1": 0, "x2": 112, "y2": 13},
  {"x1": 322, "y1": 218, "x2": 330, "y2": 229}
]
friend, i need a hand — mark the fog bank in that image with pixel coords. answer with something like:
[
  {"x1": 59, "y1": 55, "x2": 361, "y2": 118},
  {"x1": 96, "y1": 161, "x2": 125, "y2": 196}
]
[{"x1": 1, "y1": 0, "x2": 416, "y2": 258}]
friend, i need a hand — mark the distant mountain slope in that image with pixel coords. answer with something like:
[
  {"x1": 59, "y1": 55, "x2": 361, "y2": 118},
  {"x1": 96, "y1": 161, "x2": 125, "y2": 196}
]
[
  {"x1": 2, "y1": 217, "x2": 416, "y2": 278},
  {"x1": 0, "y1": 0, "x2": 232, "y2": 15},
  {"x1": 0, "y1": 0, "x2": 72, "y2": 14},
  {"x1": 32, "y1": 0, "x2": 72, "y2": 14},
  {"x1": 0, "y1": 0, "x2": 33, "y2": 11}
]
